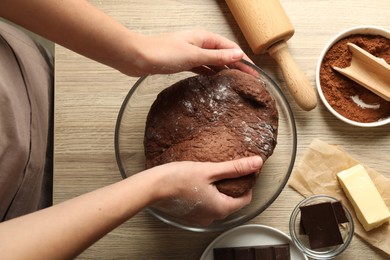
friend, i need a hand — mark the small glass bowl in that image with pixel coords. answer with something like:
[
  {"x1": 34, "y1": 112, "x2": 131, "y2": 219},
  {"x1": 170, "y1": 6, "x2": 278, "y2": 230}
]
[
  {"x1": 289, "y1": 195, "x2": 354, "y2": 259},
  {"x1": 316, "y1": 26, "x2": 390, "y2": 127}
]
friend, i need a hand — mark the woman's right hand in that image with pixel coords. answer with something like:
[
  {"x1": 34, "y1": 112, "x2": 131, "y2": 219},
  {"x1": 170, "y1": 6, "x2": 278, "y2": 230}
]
[{"x1": 147, "y1": 156, "x2": 263, "y2": 226}]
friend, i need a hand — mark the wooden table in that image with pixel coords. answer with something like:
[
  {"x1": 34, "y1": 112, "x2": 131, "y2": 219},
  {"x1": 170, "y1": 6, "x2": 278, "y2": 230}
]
[{"x1": 54, "y1": 0, "x2": 390, "y2": 259}]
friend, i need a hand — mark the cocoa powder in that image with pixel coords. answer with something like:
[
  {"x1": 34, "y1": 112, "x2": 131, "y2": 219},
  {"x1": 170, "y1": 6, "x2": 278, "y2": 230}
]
[{"x1": 319, "y1": 34, "x2": 390, "y2": 123}]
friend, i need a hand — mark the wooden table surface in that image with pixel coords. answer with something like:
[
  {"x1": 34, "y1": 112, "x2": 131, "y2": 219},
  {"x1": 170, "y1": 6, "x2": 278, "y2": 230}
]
[{"x1": 54, "y1": 0, "x2": 390, "y2": 259}]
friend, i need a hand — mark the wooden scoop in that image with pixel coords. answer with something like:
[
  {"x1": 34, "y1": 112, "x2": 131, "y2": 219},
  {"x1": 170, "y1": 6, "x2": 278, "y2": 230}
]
[{"x1": 333, "y1": 43, "x2": 390, "y2": 101}]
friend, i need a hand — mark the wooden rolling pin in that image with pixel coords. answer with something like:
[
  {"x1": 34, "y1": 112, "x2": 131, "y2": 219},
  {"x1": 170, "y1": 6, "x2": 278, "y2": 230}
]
[{"x1": 225, "y1": 0, "x2": 317, "y2": 111}]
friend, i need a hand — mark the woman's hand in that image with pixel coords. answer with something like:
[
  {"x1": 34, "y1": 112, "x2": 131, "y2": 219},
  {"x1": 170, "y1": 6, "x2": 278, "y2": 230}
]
[
  {"x1": 123, "y1": 29, "x2": 246, "y2": 76},
  {"x1": 148, "y1": 156, "x2": 263, "y2": 226}
]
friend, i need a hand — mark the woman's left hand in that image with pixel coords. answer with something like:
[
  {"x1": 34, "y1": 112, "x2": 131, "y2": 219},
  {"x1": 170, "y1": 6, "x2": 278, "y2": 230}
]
[{"x1": 119, "y1": 29, "x2": 247, "y2": 76}]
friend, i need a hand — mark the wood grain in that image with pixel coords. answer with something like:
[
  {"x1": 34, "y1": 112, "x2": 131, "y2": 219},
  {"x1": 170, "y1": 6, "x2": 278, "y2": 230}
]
[{"x1": 54, "y1": 0, "x2": 390, "y2": 259}]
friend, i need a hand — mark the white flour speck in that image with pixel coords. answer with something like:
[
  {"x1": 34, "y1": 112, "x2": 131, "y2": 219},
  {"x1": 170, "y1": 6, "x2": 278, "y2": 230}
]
[
  {"x1": 152, "y1": 186, "x2": 203, "y2": 217},
  {"x1": 214, "y1": 84, "x2": 229, "y2": 101},
  {"x1": 183, "y1": 100, "x2": 194, "y2": 112},
  {"x1": 244, "y1": 136, "x2": 252, "y2": 142}
]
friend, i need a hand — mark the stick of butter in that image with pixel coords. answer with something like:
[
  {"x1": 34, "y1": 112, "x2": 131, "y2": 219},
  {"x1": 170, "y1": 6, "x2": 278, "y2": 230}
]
[{"x1": 337, "y1": 164, "x2": 390, "y2": 231}]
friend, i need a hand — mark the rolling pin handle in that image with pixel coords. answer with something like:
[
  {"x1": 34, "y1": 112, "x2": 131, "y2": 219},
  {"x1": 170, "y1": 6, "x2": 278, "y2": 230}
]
[{"x1": 268, "y1": 41, "x2": 317, "y2": 111}]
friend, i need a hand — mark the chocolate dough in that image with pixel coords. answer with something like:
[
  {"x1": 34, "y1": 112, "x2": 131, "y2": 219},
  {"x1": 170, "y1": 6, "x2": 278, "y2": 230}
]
[{"x1": 144, "y1": 69, "x2": 278, "y2": 197}]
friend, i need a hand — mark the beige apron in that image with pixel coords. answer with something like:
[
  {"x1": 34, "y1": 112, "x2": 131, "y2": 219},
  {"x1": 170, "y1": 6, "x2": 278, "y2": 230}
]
[{"x1": 0, "y1": 21, "x2": 53, "y2": 221}]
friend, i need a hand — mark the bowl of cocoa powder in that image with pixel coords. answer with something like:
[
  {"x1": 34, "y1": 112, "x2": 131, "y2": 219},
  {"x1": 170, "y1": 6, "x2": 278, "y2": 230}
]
[{"x1": 316, "y1": 26, "x2": 390, "y2": 127}]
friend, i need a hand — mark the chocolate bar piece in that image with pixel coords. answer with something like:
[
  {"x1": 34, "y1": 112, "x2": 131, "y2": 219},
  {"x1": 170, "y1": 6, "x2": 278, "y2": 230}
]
[
  {"x1": 300, "y1": 202, "x2": 344, "y2": 249},
  {"x1": 235, "y1": 248, "x2": 254, "y2": 260},
  {"x1": 299, "y1": 200, "x2": 348, "y2": 235},
  {"x1": 213, "y1": 244, "x2": 290, "y2": 260},
  {"x1": 213, "y1": 247, "x2": 235, "y2": 260},
  {"x1": 331, "y1": 200, "x2": 349, "y2": 224},
  {"x1": 254, "y1": 247, "x2": 273, "y2": 259},
  {"x1": 273, "y1": 244, "x2": 290, "y2": 260}
]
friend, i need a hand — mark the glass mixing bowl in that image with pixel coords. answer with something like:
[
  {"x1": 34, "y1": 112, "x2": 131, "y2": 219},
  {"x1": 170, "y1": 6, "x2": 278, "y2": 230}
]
[{"x1": 115, "y1": 60, "x2": 297, "y2": 232}]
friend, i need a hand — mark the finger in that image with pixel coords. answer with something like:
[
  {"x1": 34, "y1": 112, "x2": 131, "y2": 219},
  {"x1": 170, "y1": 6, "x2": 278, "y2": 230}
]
[
  {"x1": 194, "y1": 48, "x2": 244, "y2": 66},
  {"x1": 191, "y1": 59, "x2": 258, "y2": 79},
  {"x1": 190, "y1": 65, "x2": 228, "y2": 75},
  {"x1": 187, "y1": 29, "x2": 239, "y2": 49},
  {"x1": 206, "y1": 65, "x2": 229, "y2": 73},
  {"x1": 184, "y1": 190, "x2": 253, "y2": 225},
  {"x1": 227, "y1": 59, "x2": 261, "y2": 78},
  {"x1": 188, "y1": 31, "x2": 243, "y2": 60},
  {"x1": 216, "y1": 190, "x2": 253, "y2": 220},
  {"x1": 190, "y1": 65, "x2": 216, "y2": 75},
  {"x1": 208, "y1": 156, "x2": 263, "y2": 182}
]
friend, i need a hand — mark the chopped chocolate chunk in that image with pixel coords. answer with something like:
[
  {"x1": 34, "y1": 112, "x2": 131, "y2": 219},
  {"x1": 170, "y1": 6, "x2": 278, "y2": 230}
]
[
  {"x1": 273, "y1": 245, "x2": 290, "y2": 260},
  {"x1": 213, "y1": 244, "x2": 290, "y2": 260},
  {"x1": 299, "y1": 217, "x2": 307, "y2": 235},
  {"x1": 235, "y1": 248, "x2": 254, "y2": 260},
  {"x1": 214, "y1": 247, "x2": 235, "y2": 260},
  {"x1": 331, "y1": 201, "x2": 349, "y2": 224},
  {"x1": 300, "y1": 202, "x2": 343, "y2": 249},
  {"x1": 254, "y1": 247, "x2": 273, "y2": 259},
  {"x1": 299, "y1": 200, "x2": 349, "y2": 235}
]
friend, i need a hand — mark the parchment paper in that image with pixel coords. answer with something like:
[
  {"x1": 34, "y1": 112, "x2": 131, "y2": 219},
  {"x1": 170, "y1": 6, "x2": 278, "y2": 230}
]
[{"x1": 288, "y1": 139, "x2": 390, "y2": 255}]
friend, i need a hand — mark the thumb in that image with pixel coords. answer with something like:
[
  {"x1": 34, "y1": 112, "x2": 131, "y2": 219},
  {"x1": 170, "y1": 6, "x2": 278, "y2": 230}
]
[
  {"x1": 199, "y1": 48, "x2": 244, "y2": 66},
  {"x1": 209, "y1": 156, "x2": 263, "y2": 182}
]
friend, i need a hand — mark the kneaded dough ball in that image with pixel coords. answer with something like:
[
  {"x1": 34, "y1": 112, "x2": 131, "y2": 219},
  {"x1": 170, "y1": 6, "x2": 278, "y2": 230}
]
[{"x1": 144, "y1": 69, "x2": 278, "y2": 197}]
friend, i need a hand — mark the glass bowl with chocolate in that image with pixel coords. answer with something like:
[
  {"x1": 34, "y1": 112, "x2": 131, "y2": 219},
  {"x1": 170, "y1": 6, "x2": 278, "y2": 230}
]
[
  {"x1": 115, "y1": 60, "x2": 297, "y2": 232},
  {"x1": 316, "y1": 26, "x2": 390, "y2": 127},
  {"x1": 289, "y1": 195, "x2": 354, "y2": 259}
]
